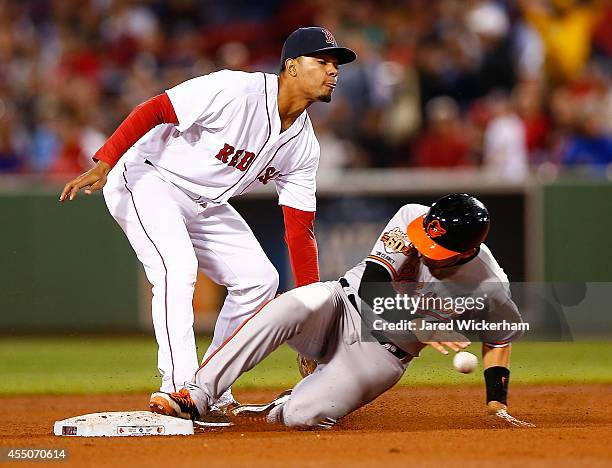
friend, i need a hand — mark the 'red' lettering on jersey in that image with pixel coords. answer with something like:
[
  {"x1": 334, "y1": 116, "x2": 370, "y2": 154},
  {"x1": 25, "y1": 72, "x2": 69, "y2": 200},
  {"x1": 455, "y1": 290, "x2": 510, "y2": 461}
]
[{"x1": 133, "y1": 70, "x2": 320, "y2": 211}]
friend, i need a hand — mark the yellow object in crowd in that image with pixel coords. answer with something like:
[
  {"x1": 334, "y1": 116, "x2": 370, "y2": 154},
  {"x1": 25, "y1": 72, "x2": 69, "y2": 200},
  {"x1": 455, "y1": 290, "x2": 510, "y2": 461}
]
[{"x1": 525, "y1": 4, "x2": 599, "y2": 83}]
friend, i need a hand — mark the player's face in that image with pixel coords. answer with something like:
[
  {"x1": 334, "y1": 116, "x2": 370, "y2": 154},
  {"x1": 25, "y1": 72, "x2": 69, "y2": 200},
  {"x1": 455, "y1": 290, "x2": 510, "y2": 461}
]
[
  {"x1": 417, "y1": 248, "x2": 477, "y2": 269},
  {"x1": 297, "y1": 54, "x2": 339, "y2": 103},
  {"x1": 418, "y1": 253, "x2": 462, "y2": 269}
]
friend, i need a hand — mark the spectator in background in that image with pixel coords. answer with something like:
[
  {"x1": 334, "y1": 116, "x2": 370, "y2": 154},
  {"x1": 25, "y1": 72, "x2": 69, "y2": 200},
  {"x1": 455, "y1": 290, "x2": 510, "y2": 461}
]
[
  {"x1": 216, "y1": 41, "x2": 251, "y2": 71},
  {"x1": 30, "y1": 104, "x2": 60, "y2": 173},
  {"x1": 591, "y1": 3, "x2": 612, "y2": 61},
  {"x1": 0, "y1": 92, "x2": 26, "y2": 173},
  {"x1": 513, "y1": 81, "x2": 552, "y2": 163},
  {"x1": 333, "y1": 30, "x2": 393, "y2": 167},
  {"x1": 0, "y1": 0, "x2": 610, "y2": 175},
  {"x1": 0, "y1": 115, "x2": 23, "y2": 173},
  {"x1": 603, "y1": 86, "x2": 612, "y2": 136},
  {"x1": 512, "y1": 11, "x2": 546, "y2": 81},
  {"x1": 313, "y1": 117, "x2": 359, "y2": 171},
  {"x1": 411, "y1": 96, "x2": 474, "y2": 168},
  {"x1": 48, "y1": 106, "x2": 103, "y2": 175},
  {"x1": 547, "y1": 59, "x2": 612, "y2": 166},
  {"x1": 520, "y1": 0, "x2": 603, "y2": 84},
  {"x1": 483, "y1": 92, "x2": 528, "y2": 181},
  {"x1": 561, "y1": 99, "x2": 612, "y2": 169},
  {"x1": 465, "y1": 1, "x2": 516, "y2": 94},
  {"x1": 417, "y1": 0, "x2": 517, "y2": 110}
]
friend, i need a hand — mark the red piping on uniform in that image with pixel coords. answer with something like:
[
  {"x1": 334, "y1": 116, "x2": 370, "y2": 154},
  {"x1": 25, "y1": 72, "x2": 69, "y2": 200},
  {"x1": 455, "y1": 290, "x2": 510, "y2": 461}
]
[
  {"x1": 194, "y1": 297, "x2": 275, "y2": 377},
  {"x1": 122, "y1": 163, "x2": 176, "y2": 392}
]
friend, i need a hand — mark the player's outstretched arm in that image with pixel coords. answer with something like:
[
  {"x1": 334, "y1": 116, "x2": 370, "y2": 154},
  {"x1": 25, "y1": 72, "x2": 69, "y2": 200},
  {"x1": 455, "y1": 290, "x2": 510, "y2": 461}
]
[
  {"x1": 482, "y1": 343, "x2": 535, "y2": 427},
  {"x1": 59, "y1": 161, "x2": 112, "y2": 202}
]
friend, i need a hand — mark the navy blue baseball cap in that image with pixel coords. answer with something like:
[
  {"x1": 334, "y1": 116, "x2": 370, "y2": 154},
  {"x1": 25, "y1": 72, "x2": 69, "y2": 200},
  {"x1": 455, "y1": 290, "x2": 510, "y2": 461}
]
[{"x1": 280, "y1": 27, "x2": 357, "y2": 68}]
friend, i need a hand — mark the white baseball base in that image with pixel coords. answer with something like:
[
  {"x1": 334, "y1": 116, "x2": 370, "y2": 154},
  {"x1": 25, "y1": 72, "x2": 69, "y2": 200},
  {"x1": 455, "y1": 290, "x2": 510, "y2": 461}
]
[{"x1": 53, "y1": 411, "x2": 194, "y2": 437}]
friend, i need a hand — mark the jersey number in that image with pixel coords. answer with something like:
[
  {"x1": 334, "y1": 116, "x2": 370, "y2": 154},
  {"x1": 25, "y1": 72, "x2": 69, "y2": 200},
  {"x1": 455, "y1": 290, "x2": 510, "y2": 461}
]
[{"x1": 215, "y1": 143, "x2": 255, "y2": 172}]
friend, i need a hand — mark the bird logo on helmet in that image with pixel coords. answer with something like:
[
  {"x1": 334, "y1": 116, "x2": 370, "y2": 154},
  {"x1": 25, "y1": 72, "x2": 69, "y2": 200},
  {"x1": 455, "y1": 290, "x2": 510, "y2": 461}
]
[
  {"x1": 407, "y1": 194, "x2": 490, "y2": 260},
  {"x1": 426, "y1": 220, "x2": 447, "y2": 238}
]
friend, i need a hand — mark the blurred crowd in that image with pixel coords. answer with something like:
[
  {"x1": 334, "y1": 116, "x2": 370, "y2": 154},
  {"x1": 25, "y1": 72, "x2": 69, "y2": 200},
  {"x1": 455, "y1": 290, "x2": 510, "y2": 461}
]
[{"x1": 0, "y1": 0, "x2": 611, "y2": 179}]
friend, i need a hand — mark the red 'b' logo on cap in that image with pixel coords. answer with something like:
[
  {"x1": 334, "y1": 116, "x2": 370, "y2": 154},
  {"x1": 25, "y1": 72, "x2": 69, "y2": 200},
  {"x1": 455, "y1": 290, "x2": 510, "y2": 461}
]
[
  {"x1": 323, "y1": 29, "x2": 335, "y2": 45},
  {"x1": 427, "y1": 220, "x2": 446, "y2": 238}
]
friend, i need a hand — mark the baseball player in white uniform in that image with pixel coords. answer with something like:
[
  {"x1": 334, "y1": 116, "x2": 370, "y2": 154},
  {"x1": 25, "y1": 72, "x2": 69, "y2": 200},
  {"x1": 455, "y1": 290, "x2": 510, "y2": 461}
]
[
  {"x1": 150, "y1": 194, "x2": 535, "y2": 429},
  {"x1": 59, "y1": 27, "x2": 356, "y2": 408}
]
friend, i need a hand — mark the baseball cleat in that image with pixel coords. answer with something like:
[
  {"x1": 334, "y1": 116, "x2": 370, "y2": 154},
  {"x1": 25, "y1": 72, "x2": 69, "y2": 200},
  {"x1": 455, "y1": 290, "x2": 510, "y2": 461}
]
[
  {"x1": 210, "y1": 395, "x2": 240, "y2": 415},
  {"x1": 193, "y1": 408, "x2": 233, "y2": 429},
  {"x1": 150, "y1": 388, "x2": 200, "y2": 420},
  {"x1": 230, "y1": 389, "x2": 292, "y2": 424}
]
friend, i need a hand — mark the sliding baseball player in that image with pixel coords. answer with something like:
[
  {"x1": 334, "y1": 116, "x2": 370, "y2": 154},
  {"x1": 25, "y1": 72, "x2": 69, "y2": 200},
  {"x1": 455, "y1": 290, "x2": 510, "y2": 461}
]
[{"x1": 151, "y1": 194, "x2": 534, "y2": 429}]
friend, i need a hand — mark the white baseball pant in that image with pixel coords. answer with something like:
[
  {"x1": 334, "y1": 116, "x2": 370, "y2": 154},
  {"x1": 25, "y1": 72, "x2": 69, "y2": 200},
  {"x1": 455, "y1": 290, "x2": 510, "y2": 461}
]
[{"x1": 104, "y1": 152, "x2": 279, "y2": 393}]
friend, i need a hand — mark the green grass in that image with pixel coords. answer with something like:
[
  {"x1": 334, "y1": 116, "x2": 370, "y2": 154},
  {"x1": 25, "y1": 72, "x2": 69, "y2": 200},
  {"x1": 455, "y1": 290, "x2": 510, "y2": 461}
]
[
  {"x1": 0, "y1": 336, "x2": 301, "y2": 395},
  {"x1": 0, "y1": 337, "x2": 610, "y2": 395},
  {"x1": 403, "y1": 341, "x2": 612, "y2": 386}
]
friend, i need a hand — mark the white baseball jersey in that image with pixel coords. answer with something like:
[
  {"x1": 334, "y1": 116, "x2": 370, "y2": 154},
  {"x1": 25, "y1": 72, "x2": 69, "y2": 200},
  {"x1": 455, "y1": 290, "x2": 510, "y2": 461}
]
[
  {"x1": 135, "y1": 70, "x2": 320, "y2": 211},
  {"x1": 103, "y1": 70, "x2": 321, "y2": 398}
]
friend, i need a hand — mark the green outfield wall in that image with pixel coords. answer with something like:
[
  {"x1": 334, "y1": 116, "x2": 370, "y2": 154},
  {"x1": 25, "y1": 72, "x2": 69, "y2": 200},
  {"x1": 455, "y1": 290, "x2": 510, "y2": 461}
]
[
  {"x1": 1, "y1": 175, "x2": 610, "y2": 332},
  {"x1": 0, "y1": 192, "x2": 140, "y2": 332},
  {"x1": 542, "y1": 181, "x2": 612, "y2": 281}
]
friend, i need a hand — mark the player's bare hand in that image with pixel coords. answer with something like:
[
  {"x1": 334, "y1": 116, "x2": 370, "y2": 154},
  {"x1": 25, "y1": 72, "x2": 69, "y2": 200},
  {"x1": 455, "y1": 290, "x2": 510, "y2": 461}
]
[
  {"x1": 424, "y1": 341, "x2": 470, "y2": 355},
  {"x1": 487, "y1": 401, "x2": 535, "y2": 428},
  {"x1": 59, "y1": 161, "x2": 112, "y2": 202},
  {"x1": 411, "y1": 318, "x2": 470, "y2": 353}
]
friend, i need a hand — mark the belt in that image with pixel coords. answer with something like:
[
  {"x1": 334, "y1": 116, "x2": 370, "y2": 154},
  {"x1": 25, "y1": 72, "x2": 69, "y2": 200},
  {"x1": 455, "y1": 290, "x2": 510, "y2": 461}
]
[
  {"x1": 338, "y1": 277, "x2": 410, "y2": 362},
  {"x1": 371, "y1": 331, "x2": 410, "y2": 362},
  {"x1": 144, "y1": 160, "x2": 206, "y2": 205},
  {"x1": 338, "y1": 277, "x2": 359, "y2": 310}
]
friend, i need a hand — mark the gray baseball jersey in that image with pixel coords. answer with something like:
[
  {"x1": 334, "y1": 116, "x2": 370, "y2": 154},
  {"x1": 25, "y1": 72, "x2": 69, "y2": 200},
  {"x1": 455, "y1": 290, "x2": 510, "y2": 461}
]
[{"x1": 344, "y1": 203, "x2": 523, "y2": 354}]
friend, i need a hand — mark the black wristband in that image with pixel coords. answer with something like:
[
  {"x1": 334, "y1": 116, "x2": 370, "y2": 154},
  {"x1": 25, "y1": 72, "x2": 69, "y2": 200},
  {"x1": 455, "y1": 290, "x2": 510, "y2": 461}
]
[{"x1": 484, "y1": 366, "x2": 510, "y2": 405}]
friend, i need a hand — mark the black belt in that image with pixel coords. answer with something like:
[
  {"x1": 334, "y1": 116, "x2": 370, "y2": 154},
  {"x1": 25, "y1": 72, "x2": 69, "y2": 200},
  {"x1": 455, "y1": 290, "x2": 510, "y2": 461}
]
[
  {"x1": 372, "y1": 331, "x2": 410, "y2": 361},
  {"x1": 338, "y1": 277, "x2": 359, "y2": 310},
  {"x1": 145, "y1": 159, "x2": 153, "y2": 166},
  {"x1": 338, "y1": 277, "x2": 410, "y2": 362}
]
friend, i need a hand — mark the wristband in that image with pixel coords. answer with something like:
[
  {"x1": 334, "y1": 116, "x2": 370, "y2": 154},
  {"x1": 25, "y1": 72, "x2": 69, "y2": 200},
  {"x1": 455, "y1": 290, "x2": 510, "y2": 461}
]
[{"x1": 484, "y1": 366, "x2": 510, "y2": 405}]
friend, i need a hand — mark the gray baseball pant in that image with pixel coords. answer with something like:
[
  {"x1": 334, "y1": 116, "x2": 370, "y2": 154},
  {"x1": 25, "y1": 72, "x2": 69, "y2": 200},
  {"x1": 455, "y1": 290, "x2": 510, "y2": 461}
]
[{"x1": 186, "y1": 281, "x2": 410, "y2": 428}]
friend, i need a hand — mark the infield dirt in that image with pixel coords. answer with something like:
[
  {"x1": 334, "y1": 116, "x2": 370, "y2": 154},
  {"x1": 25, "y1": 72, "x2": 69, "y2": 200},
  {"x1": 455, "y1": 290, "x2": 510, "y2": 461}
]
[{"x1": 1, "y1": 384, "x2": 611, "y2": 467}]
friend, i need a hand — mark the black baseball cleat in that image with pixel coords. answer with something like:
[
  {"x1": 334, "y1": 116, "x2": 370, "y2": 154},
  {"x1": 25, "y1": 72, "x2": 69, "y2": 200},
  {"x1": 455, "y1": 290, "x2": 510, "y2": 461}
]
[
  {"x1": 150, "y1": 388, "x2": 200, "y2": 421},
  {"x1": 230, "y1": 389, "x2": 292, "y2": 424}
]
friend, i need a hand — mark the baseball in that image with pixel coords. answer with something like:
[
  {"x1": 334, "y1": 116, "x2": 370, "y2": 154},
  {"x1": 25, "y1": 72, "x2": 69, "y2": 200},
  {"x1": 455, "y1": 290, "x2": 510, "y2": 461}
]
[{"x1": 453, "y1": 351, "x2": 478, "y2": 374}]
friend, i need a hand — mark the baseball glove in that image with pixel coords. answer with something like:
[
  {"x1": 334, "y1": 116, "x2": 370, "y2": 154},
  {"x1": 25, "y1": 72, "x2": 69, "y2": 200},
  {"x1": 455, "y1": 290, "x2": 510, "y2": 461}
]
[{"x1": 297, "y1": 354, "x2": 318, "y2": 378}]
